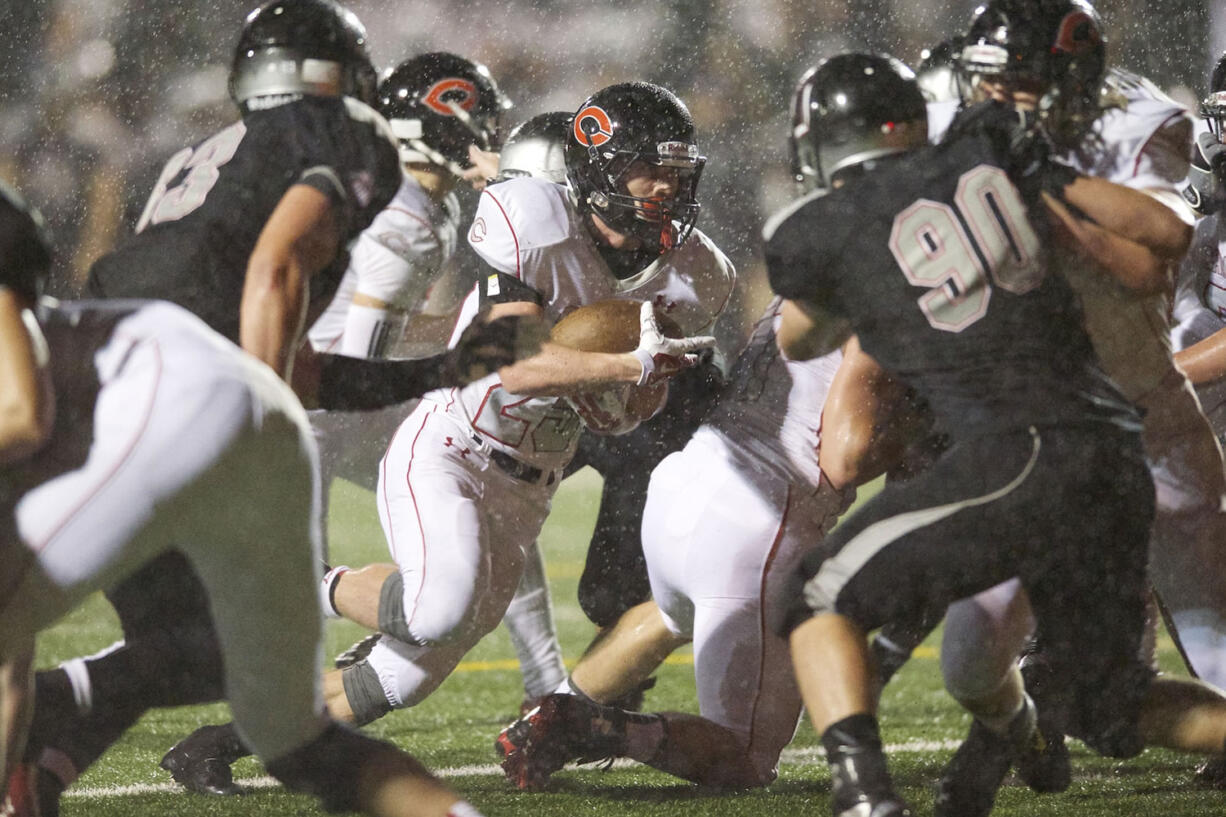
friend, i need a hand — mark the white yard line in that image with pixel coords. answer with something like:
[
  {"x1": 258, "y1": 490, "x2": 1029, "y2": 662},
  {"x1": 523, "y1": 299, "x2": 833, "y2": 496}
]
[{"x1": 63, "y1": 739, "x2": 963, "y2": 799}]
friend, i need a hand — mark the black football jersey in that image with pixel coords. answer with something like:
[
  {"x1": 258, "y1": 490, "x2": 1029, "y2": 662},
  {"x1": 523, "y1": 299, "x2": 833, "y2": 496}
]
[
  {"x1": 766, "y1": 114, "x2": 1139, "y2": 437},
  {"x1": 88, "y1": 96, "x2": 400, "y2": 342}
]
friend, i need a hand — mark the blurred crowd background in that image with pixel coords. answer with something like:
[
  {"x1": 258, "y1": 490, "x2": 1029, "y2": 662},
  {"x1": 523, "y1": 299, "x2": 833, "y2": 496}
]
[{"x1": 0, "y1": 0, "x2": 1219, "y2": 328}]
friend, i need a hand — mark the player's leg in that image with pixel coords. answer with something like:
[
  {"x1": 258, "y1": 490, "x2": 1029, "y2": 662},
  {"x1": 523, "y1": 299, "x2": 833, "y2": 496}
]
[
  {"x1": 0, "y1": 641, "x2": 34, "y2": 804},
  {"x1": 783, "y1": 428, "x2": 1100, "y2": 817},
  {"x1": 169, "y1": 348, "x2": 478, "y2": 817},
  {"x1": 330, "y1": 404, "x2": 536, "y2": 648},
  {"x1": 501, "y1": 540, "x2": 567, "y2": 709},
  {"x1": 933, "y1": 581, "x2": 1063, "y2": 817},
  {"x1": 1142, "y1": 379, "x2": 1226, "y2": 689}
]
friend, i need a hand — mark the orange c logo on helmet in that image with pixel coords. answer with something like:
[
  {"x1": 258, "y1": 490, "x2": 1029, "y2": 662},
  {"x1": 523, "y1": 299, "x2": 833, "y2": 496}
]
[
  {"x1": 1052, "y1": 11, "x2": 1100, "y2": 55},
  {"x1": 424, "y1": 78, "x2": 478, "y2": 116},
  {"x1": 573, "y1": 105, "x2": 614, "y2": 147}
]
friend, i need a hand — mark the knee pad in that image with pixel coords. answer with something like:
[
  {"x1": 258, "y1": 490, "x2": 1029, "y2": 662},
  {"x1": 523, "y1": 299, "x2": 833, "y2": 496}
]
[
  {"x1": 340, "y1": 660, "x2": 394, "y2": 726},
  {"x1": 265, "y1": 721, "x2": 387, "y2": 813},
  {"x1": 377, "y1": 571, "x2": 424, "y2": 645},
  {"x1": 378, "y1": 571, "x2": 480, "y2": 647}
]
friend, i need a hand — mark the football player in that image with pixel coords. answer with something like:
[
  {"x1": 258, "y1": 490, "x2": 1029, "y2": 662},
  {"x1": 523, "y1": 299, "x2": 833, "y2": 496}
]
[
  {"x1": 491, "y1": 56, "x2": 926, "y2": 790},
  {"x1": 10, "y1": 1, "x2": 533, "y2": 811},
  {"x1": 298, "y1": 49, "x2": 513, "y2": 608},
  {"x1": 869, "y1": 4, "x2": 1226, "y2": 812},
  {"x1": 157, "y1": 82, "x2": 734, "y2": 787},
  {"x1": 0, "y1": 181, "x2": 486, "y2": 817},
  {"x1": 320, "y1": 78, "x2": 730, "y2": 726},
  {"x1": 765, "y1": 33, "x2": 1203, "y2": 815},
  {"x1": 1167, "y1": 49, "x2": 1226, "y2": 785}
]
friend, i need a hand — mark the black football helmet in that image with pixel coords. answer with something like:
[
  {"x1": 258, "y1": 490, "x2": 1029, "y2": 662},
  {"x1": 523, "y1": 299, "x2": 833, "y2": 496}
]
[
  {"x1": 0, "y1": 180, "x2": 52, "y2": 303},
  {"x1": 565, "y1": 82, "x2": 705, "y2": 252},
  {"x1": 496, "y1": 112, "x2": 570, "y2": 184},
  {"x1": 377, "y1": 52, "x2": 512, "y2": 178},
  {"x1": 958, "y1": 0, "x2": 1107, "y2": 149},
  {"x1": 789, "y1": 53, "x2": 928, "y2": 192},
  {"x1": 229, "y1": 0, "x2": 377, "y2": 111},
  {"x1": 1199, "y1": 51, "x2": 1226, "y2": 140}
]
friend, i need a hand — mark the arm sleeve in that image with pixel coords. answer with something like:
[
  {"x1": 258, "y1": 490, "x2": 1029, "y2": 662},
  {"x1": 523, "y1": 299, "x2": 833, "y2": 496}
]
[{"x1": 315, "y1": 352, "x2": 450, "y2": 410}]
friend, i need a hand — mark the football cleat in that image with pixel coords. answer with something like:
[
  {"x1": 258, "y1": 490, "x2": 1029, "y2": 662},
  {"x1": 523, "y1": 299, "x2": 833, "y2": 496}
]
[
  {"x1": 160, "y1": 724, "x2": 244, "y2": 796},
  {"x1": 933, "y1": 718, "x2": 1014, "y2": 817},
  {"x1": 1194, "y1": 756, "x2": 1226, "y2": 788},
  {"x1": 494, "y1": 693, "x2": 628, "y2": 790},
  {"x1": 828, "y1": 747, "x2": 913, "y2": 817},
  {"x1": 335, "y1": 632, "x2": 383, "y2": 669},
  {"x1": 1017, "y1": 652, "x2": 1072, "y2": 793}
]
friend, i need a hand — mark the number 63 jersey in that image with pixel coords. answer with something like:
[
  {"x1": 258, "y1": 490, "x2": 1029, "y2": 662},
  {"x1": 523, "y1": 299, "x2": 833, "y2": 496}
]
[
  {"x1": 765, "y1": 112, "x2": 1139, "y2": 439},
  {"x1": 87, "y1": 96, "x2": 401, "y2": 343}
]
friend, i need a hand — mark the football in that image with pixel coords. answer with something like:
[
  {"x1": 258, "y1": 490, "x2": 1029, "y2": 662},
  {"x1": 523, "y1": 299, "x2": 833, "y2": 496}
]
[
  {"x1": 551, "y1": 299, "x2": 680, "y2": 434},
  {"x1": 549, "y1": 298, "x2": 683, "y2": 352}
]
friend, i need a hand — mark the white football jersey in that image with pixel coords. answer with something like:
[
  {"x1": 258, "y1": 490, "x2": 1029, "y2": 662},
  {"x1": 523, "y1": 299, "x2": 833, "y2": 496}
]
[
  {"x1": 426, "y1": 176, "x2": 736, "y2": 471},
  {"x1": 702, "y1": 298, "x2": 842, "y2": 490},
  {"x1": 1172, "y1": 214, "x2": 1226, "y2": 432},
  {"x1": 308, "y1": 171, "x2": 460, "y2": 357},
  {"x1": 1059, "y1": 68, "x2": 1193, "y2": 401}
]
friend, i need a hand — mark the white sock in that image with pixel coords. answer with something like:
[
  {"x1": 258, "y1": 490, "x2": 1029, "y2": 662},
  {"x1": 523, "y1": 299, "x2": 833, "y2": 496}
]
[
  {"x1": 446, "y1": 801, "x2": 485, "y2": 817},
  {"x1": 320, "y1": 565, "x2": 350, "y2": 619},
  {"x1": 59, "y1": 658, "x2": 93, "y2": 715}
]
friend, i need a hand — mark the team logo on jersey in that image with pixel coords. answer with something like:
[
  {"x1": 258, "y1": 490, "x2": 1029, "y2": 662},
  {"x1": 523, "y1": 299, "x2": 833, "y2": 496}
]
[
  {"x1": 573, "y1": 105, "x2": 614, "y2": 148},
  {"x1": 424, "y1": 78, "x2": 479, "y2": 116},
  {"x1": 1052, "y1": 11, "x2": 1100, "y2": 55},
  {"x1": 470, "y1": 217, "x2": 488, "y2": 243}
]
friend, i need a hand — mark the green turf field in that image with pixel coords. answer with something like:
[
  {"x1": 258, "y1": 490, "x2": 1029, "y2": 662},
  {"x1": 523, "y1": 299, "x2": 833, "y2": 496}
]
[{"x1": 36, "y1": 469, "x2": 1222, "y2": 816}]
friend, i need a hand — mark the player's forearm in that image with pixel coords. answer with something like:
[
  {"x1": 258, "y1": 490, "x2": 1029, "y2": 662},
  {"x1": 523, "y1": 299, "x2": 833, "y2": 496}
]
[
  {"x1": 497, "y1": 341, "x2": 642, "y2": 396},
  {"x1": 1174, "y1": 327, "x2": 1226, "y2": 385},
  {"x1": 1059, "y1": 176, "x2": 1192, "y2": 260},
  {"x1": 240, "y1": 255, "x2": 307, "y2": 378},
  {"x1": 1042, "y1": 192, "x2": 1172, "y2": 295},
  {"x1": 0, "y1": 290, "x2": 54, "y2": 464}
]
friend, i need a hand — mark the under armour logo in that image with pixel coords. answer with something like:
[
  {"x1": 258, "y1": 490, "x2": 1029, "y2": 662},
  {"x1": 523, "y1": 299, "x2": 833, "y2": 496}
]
[
  {"x1": 443, "y1": 437, "x2": 471, "y2": 458},
  {"x1": 470, "y1": 217, "x2": 487, "y2": 243},
  {"x1": 653, "y1": 294, "x2": 677, "y2": 312}
]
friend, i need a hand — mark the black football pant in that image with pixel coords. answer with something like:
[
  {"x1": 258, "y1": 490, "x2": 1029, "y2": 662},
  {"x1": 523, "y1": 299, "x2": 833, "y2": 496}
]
[{"x1": 780, "y1": 423, "x2": 1156, "y2": 755}]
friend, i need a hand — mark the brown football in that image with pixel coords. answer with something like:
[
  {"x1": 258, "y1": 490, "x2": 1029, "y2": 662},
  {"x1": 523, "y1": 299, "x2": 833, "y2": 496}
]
[
  {"x1": 551, "y1": 299, "x2": 681, "y2": 428},
  {"x1": 550, "y1": 299, "x2": 684, "y2": 352}
]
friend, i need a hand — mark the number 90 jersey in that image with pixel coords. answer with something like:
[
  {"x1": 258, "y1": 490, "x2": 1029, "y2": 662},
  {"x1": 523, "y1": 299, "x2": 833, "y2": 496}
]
[
  {"x1": 87, "y1": 96, "x2": 401, "y2": 343},
  {"x1": 765, "y1": 110, "x2": 1138, "y2": 438},
  {"x1": 431, "y1": 176, "x2": 736, "y2": 472}
]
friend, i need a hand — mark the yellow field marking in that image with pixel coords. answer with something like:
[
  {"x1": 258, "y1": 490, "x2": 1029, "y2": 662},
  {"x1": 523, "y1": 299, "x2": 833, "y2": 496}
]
[{"x1": 451, "y1": 645, "x2": 940, "y2": 674}]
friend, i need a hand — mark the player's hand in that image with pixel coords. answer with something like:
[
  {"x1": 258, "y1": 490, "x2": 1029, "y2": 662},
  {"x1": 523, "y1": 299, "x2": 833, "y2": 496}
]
[
  {"x1": 1183, "y1": 131, "x2": 1226, "y2": 216},
  {"x1": 446, "y1": 309, "x2": 547, "y2": 384},
  {"x1": 463, "y1": 145, "x2": 501, "y2": 191},
  {"x1": 631, "y1": 301, "x2": 715, "y2": 386}
]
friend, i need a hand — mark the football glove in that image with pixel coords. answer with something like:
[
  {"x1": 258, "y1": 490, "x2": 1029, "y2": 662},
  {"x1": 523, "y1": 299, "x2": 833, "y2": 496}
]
[{"x1": 1182, "y1": 130, "x2": 1226, "y2": 216}]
